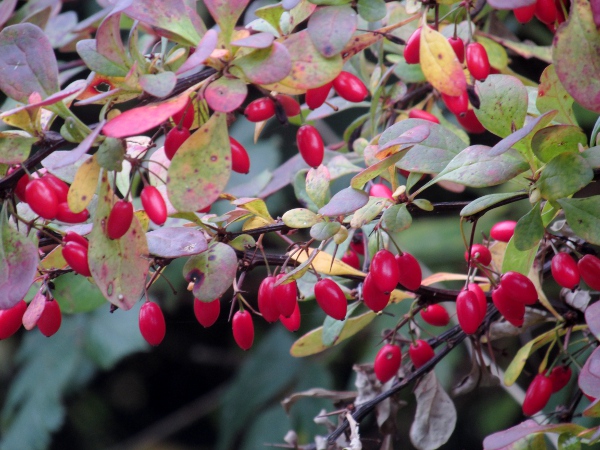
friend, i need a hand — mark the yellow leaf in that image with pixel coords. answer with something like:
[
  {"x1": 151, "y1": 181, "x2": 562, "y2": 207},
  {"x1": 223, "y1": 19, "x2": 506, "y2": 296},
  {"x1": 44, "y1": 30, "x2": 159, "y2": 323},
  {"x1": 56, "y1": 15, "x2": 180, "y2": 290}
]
[
  {"x1": 291, "y1": 248, "x2": 366, "y2": 277},
  {"x1": 420, "y1": 25, "x2": 466, "y2": 96},
  {"x1": 67, "y1": 155, "x2": 100, "y2": 213},
  {"x1": 40, "y1": 245, "x2": 67, "y2": 270},
  {"x1": 242, "y1": 216, "x2": 272, "y2": 231},
  {"x1": 134, "y1": 210, "x2": 150, "y2": 233}
]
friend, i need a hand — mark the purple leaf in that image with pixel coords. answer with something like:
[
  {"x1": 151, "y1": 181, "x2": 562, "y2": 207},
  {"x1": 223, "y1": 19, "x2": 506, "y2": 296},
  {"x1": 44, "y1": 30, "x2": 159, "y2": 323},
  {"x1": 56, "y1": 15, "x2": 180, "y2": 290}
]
[
  {"x1": 377, "y1": 124, "x2": 431, "y2": 152},
  {"x1": 96, "y1": 13, "x2": 130, "y2": 70},
  {"x1": 205, "y1": 76, "x2": 248, "y2": 112},
  {"x1": 176, "y1": 29, "x2": 218, "y2": 75},
  {"x1": 231, "y1": 32, "x2": 274, "y2": 49},
  {"x1": 487, "y1": 0, "x2": 536, "y2": 8},
  {"x1": 232, "y1": 42, "x2": 292, "y2": 85},
  {"x1": 318, "y1": 187, "x2": 369, "y2": 217},
  {"x1": 139, "y1": 71, "x2": 177, "y2": 97},
  {"x1": 183, "y1": 242, "x2": 237, "y2": 302},
  {"x1": 307, "y1": 5, "x2": 357, "y2": 57},
  {"x1": 489, "y1": 111, "x2": 557, "y2": 157},
  {"x1": 579, "y1": 347, "x2": 600, "y2": 398},
  {"x1": 483, "y1": 421, "x2": 586, "y2": 449},
  {"x1": 146, "y1": 227, "x2": 208, "y2": 258},
  {"x1": 45, "y1": 121, "x2": 105, "y2": 170}
]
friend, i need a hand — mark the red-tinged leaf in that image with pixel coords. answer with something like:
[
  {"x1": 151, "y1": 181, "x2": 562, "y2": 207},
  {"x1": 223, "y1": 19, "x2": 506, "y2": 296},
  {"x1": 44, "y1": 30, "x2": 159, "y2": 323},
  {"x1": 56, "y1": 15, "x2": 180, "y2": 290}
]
[
  {"x1": 553, "y1": 0, "x2": 600, "y2": 113},
  {"x1": 76, "y1": 39, "x2": 130, "y2": 77},
  {"x1": 88, "y1": 173, "x2": 150, "y2": 311},
  {"x1": 46, "y1": 121, "x2": 105, "y2": 170},
  {"x1": 166, "y1": 113, "x2": 230, "y2": 212},
  {"x1": 22, "y1": 291, "x2": 45, "y2": 330},
  {"x1": 318, "y1": 187, "x2": 369, "y2": 216},
  {"x1": 204, "y1": 0, "x2": 250, "y2": 41},
  {"x1": 586, "y1": 302, "x2": 600, "y2": 341},
  {"x1": 537, "y1": 64, "x2": 577, "y2": 126},
  {"x1": 0, "y1": 0, "x2": 17, "y2": 29},
  {"x1": 96, "y1": 13, "x2": 130, "y2": 71},
  {"x1": 231, "y1": 32, "x2": 274, "y2": 49},
  {"x1": 0, "y1": 211, "x2": 38, "y2": 309},
  {"x1": 232, "y1": 42, "x2": 292, "y2": 85},
  {"x1": 488, "y1": 110, "x2": 558, "y2": 157},
  {"x1": 420, "y1": 25, "x2": 466, "y2": 97},
  {"x1": 483, "y1": 421, "x2": 586, "y2": 449},
  {"x1": 146, "y1": 227, "x2": 208, "y2": 258},
  {"x1": 205, "y1": 76, "x2": 248, "y2": 113},
  {"x1": 307, "y1": 5, "x2": 357, "y2": 57},
  {"x1": 0, "y1": 23, "x2": 59, "y2": 102},
  {"x1": 487, "y1": 0, "x2": 535, "y2": 8},
  {"x1": 103, "y1": 93, "x2": 191, "y2": 138},
  {"x1": 183, "y1": 241, "x2": 237, "y2": 302},
  {"x1": 139, "y1": 71, "x2": 177, "y2": 97},
  {"x1": 176, "y1": 29, "x2": 218, "y2": 75}
]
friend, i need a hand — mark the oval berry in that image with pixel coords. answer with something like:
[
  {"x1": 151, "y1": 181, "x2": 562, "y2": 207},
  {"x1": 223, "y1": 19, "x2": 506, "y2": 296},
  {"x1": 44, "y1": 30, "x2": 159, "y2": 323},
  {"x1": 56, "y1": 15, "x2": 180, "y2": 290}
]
[
  {"x1": 363, "y1": 273, "x2": 391, "y2": 312},
  {"x1": 296, "y1": 125, "x2": 324, "y2": 168},
  {"x1": 549, "y1": 365, "x2": 572, "y2": 393},
  {"x1": 37, "y1": 300, "x2": 62, "y2": 337},
  {"x1": 164, "y1": 126, "x2": 191, "y2": 160},
  {"x1": 41, "y1": 174, "x2": 69, "y2": 203},
  {"x1": 15, "y1": 172, "x2": 30, "y2": 202},
  {"x1": 465, "y1": 243, "x2": 492, "y2": 267},
  {"x1": 275, "y1": 94, "x2": 301, "y2": 117},
  {"x1": 258, "y1": 276, "x2": 279, "y2": 323},
  {"x1": 551, "y1": 253, "x2": 580, "y2": 289},
  {"x1": 341, "y1": 250, "x2": 360, "y2": 270},
  {"x1": 193, "y1": 298, "x2": 220, "y2": 328},
  {"x1": 409, "y1": 339, "x2": 435, "y2": 368},
  {"x1": 62, "y1": 241, "x2": 91, "y2": 277},
  {"x1": 280, "y1": 301, "x2": 301, "y2": 332},
  {"x1": 141, "y1": 185, "x2": 167, "y2": 225},
  {"x1": 230, "y1": 137, "x2": 250, "y2": 174},
  {"x1": 139, "y1": 301, "x2": 166, "y2": 346},
  {"x1": 420, "y1": 304, "x2": 450, "y2": 327},
  {"x1": 514, "y1": 3, "x2": 537, "y2": 23},
  {"x1": 374, "y1": 344, "x2": 402, "y2": 383},
  {"x1": 314, "y1": 278, "x2": 347, "y2": 320},
  {"x1": 369, "y1": 183, "x2": 394, "y2": 200},
  {"x1": 350, "y1": 238, "x2": 365, "y2": 256},
  {"x1": 306, "y1": 82, "x2": 333, "y2": 110},
  {"x1": 408, "y1": 109, "x2": 440, "y2": 124},
  {"x1": 404, "y1": 27, "x2": 421, "y2": 64},
  {"x1": 578, "y1": 254, "x2": 600, "y2": 291},
  {"x1": 456, "y1": 109, "x2": 486, "y2": 134},
  {"x1": 456, "y1": 290, "x2": 482, "y2": 334},
  {"x1": 466, "y1": 42, "x2": 491, "y2": 81},
  {"x1": 501, "y1": 271, "x2": 538, "y2": 305},
  {"x1": 0, "y1": 299, "x2": 27, "y2": 340},
  {"x1": 332, "y1": 71, "x2": 368, "y2": 103},
  {"x1": 448, "y1": 36, "x2": 465, "y2": 62},
  {"x1": 232, "y1": 310, "x2": 254, "y2": 350},
  {"x1": 244, "y1": 97, "x2": 276, "y2": 122},
  {"x1": 274, "y1": 274, "x2": 298, "y2": 318},
  {"x1": 171, "y1": 97, "x2": 194, "y2": 129},
  {"x1": 25, "y1": 178, "x2": 59, "y2": 219},
  {"x1": 535, "y1": 0, "x2": 558, "y2": 24},
  {"x1": 395, "y1": 252, "x2": 422, "y2": 291},
  {"x1": 442, "y1": 91, "x2": 469, "y2": 116},
  {"x1": 522, "y1": 374, "x2": 553, "y2": 416},
  {"x1": 492, "y1": 285, "x2": 525, "y2": 327},
  {"x1": 63, "y1": 231, "x2": 88, "y2": 248},
  {"x1": 467, "y1": 283, "x2": 488, "y2": 322},
  {"x1": 371, "y1": 249, "x2": 400, "y2": 293},
  {"x1": 107, "y1": 200, "x2": 134, "y2": 240},
  {"x1": 56, "y1": 203, "x2": 89, "y2": 224},
  {"x1": 490, "y1": 220, "x2": 517, "y2": 242}
]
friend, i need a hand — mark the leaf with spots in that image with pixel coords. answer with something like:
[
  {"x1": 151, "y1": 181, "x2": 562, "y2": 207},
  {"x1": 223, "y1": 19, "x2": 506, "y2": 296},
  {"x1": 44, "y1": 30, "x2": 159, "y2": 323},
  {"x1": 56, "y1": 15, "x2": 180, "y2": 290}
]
[
  {"x1": 536, "y1": 64, "x2": 577, "y2": 125},
  {"x1": 531, "y1": 125, "x2": 587, "y2": 163},
  {"x1": 205, "y1": 76, "x2": 248, "y2": 113},
  {"x1": 95, "y1": 13, "x2": 131, "y2": 73},
  {"x1": 167, "y1": 113, "x2": 230, "y2": 212},
  {"x1": 307, "y1": 5, "x2": 357, "y2": 57},
  {"x1": 88, "y1": 173, "x2": 149, "y2": 311},
  {"x1": 183, "y1": 241, "x2": 237, "y2": 302},
  {"x1": 231, "y1": 42, "x2": 292, "y2": 85},
  {"x1": 0, "y1": 131, "x2": 36, "y2": 164},
  {"x1": 557, "y1": 196, "x2": 600, "y2": 246},
  {"x1": 306, "y1": 165, "x2": 331, "y2": 208},
  {"x1": 536, "y1": 153, "x2": 593, "y2": 201},
  {"x1": 67, "y1": 154, "x2": 101, "y2": 214}
]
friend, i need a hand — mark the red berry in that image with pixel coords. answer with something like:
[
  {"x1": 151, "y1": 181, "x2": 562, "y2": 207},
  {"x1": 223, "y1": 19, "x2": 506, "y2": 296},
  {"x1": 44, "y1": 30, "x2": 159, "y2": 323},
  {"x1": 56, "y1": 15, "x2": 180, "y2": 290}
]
[
  {"x1": 332, "y1": 71, "x2": 368, "y2": 103},
  {"x1": 551, "y1": 253, "x2": 580, "y2": 289},
  {"x1": 420, "y1": 304, "x2": 450, "y2": 327},
  {"x1": 314, "y1": 278, "x2": 347, "y2": 321},
  {"x1": 63, "y1": 231, "x2": 88, "y2": 248},
  {"x1": 456, "y1": 290, "x2": 482, "y2": 334},
  {"x1": 578, "y1": 255, "x2": 600, "y2": 291},
  {"x1": 280, "y1": 301, "x2": 301, "y2": 332},
  {"x1": 465, "y1": 243, "x2": 492, "y2": 267},
  {"x1": 62, "y1": 241, "x2": 91, "y2": 277},
  {"x1": 141, "y1": 185, "x2": 167, "y2": 226},
  {"x1": 232, "y1": 310, "x2": 254, "y2": 350},
  {"x1": 0, "y1": 300, "x2": 27, "y2": 339},
  {"x1": 258, "y1": 276, "x2": 279, "y2": 323},
  {"x1": 275, "y1": 94, "x2": 301, "y2": 117},
  {"x1": 492, "y1": 285, "x2": 525, "y2": 327},
  {"x1": 409, "y1": 339, "x2": 435, "y2": 368},
  {"x1": 15, "y1": 172, "x2": 30, "y2": 202},
  {"x1": 408, "y1": 109, "x2": 440, "y2": 124},
  {"x1": 350, "y1": 239, "x2": 365, "y2": 256},
  {"x1": 549, "y1": 365, "x2": 572, "y2": 393},
  {"x1": 164, "y1": 126, "x2": 191, "y2": 160},
  {"x1": 467, "y1": 283, "x2": 488, "y2": 322},
  {"x1": 369, "y1": 183, "x2": 394, "y2": 200},
  {"x1": 371, "y1": 249, "x2": 400, "y2": 293},
  {"x1": 522, "y1": 374, "x2": 553, "y2": 416},
  {"x1": 448, "y1": 36, "x2": 465, "y2": 62},
  {"x1": 274, "y1": 274, "x2": 298, "y2": 318},
  {"x1": 363, "y1": 273, "x2": 391, "y2": 312},
  {"x1": 107, "y1": 200, "x2": 134, "y2": 240},
  {"x1": 490, "y1": 220, "x2": 517, "y2": 242},
  {"x1": 230, "y1": 137, "x2": 250, "y2": 174},
  {"x1": 535, "y1": 0, "x2": 558, "y2": 24},
  {"x1": 37, "y1": 300, "x2": 62, "y2": 337},
  {"x1": 25, "y1": 178, "x2": 58, "y2": 219},
  {"x1": 193, "y1": 298, "x2": 220, "y2": 328},
  {"x1": 139, "y1": 301, "x2": 166, "y2": 346},
  {"x1": 404, "y1": 27, "x2": 422, "y2": 64},
  {"x1": 374, "y1": 344, "x2": 402, "y2": 383},
  {"x1": 306, "y1": 82, "x2": 333, "y2": 110},
  {"x1": 456, "y1": 109, "x2": 486, "y2": 134},
  {"x1": 296, "y1": 125, "x2": 324, "y2": 168},
  {"x1": 244, "y1": 97, "x2": 276, "y2": 122},
  {"x1": 341, "y1": 250, "x2": 360, "y2": 270},
  {"x1": 41, "y1": 174, "x2": 69, "y2": 203},
  {"x1": 514, "y1": 3, "x2": 537, "y2": 23},
  {"x1": 442, "y1": 91, "x2": 469, "y2": 116},
  {"x1": 466, "y1": 42, "x2": 491, "y2": 81},
  {"x1": 501, "y1": 271, "x2": 538, "y2": 305},
  {"x1": 55, "y1": 203, "x2": 89, "y2": 224},
  {"x1": 171, "y1": 97, "x2": 195, "y2": 129},
  {"x1": 395, "y1": 252, "x2": 422, "y2": 291}
]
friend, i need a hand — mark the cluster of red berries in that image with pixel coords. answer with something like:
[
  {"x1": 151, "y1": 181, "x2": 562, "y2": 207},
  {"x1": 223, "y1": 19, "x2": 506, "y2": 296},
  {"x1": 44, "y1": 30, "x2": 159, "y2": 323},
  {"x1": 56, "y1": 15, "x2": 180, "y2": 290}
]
[
  {"x1": 0, "y1": 298, "x2": 62, "y2": 340},
  {"x1": 514, "y1": 0, "x2": 566, "y2": 29},
  {"x1": 551, "y1": 253, "x2": 600, "y2": 291},
  {"x1": 374, "y1": 339, "x2": 436, "y2": 383},
  {"x1": 522, "y1": 365, "x2": 572, "y2": 416}
]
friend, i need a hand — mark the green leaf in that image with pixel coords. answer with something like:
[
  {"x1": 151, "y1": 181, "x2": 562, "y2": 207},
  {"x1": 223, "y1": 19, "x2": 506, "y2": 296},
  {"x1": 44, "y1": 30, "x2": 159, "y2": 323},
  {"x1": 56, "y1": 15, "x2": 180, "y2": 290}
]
[
  {"x1": 0, "y1": 131, "x2": 36, "y2": 164},
  {"x1": 475, "y1": 36, "x2": 509, "y2": 70},
  {"x1": 229, "y1": 234, "x2": 256, "y2": 251},
  {"x1": 502, "y1": 236, "x2": 540, "y2": 276},
  {"x1": 557, "y1": 433, "x2": 582, "y2": 450},
  {"x1": 537, "y1": 64, "x2": 577, "y2": 125},
  {"x1": 310, "y1": 221, "x2": 341, "y2": 240},
  {"x1": 321, "y1": 302, "x2": 360, "y2": 346},
  {"x1": 460, "y1": 192, "x2": 526, "y2": 218},
  {"x1": 357, "y1": 0, "x2": 386, "y2": 21},
  {"x1": 350, "y1": 197, "x2": 387, "y2": 228},
  {"x1": 96, "y1": 137, "x2": 125, "y2": 171},
  {"x1": 582, "y1": 145, "x2": 600, "y2": 168},
  {"x1": 557, "y1": 196, "x2": 600, "y2": 246},
  {"x1": 293, "y1": 170, "x2": 319, "y2": 212},
  {"x1": 553, "y1": 0, "x2": 600, "y2": 114},
  {"x1": 95, "y1": 13, "x2": 131, "y2": 72},
  {"x1": 0, "y1": 23, "x2": 59, "y2": 102},
  {"x1": 53, "y1": 273, "x2": 107, "y2": 314},
  {"x1": 351, "y1": 150, "x2": 405, "y2": 189},
  {"x1": 307, "y1": 5, "x2": 357, "y2": 57},
  {"x1": 382, "y1": 204, "x2": 412, "y2": 232},
  {"x1": 167, "y1": 113, "x2": 231, "y2": 212},
  {"x1": 319, "y1": 186, "x2": 369, "y2": 216},
  {"x1": 489, "y1": 110, "x2": 557, "y2": 157},
  {"x1": 531, "y1": 125, "x2": 587, "y2": 163},
  {"x1": 139, "y1": 71, "x2": 177, "y2": 97},
  {"x1": 183, "y1": 242, "x2": 237, "y2": 302},
  {"x1": 204, "y1": 0, "x2": 249, "y2": 42},
  {"x1": 306, "y1": 165, "x2": 331, "y2": 208},
  {"x1": 474, "y1": 75, "x2": 528, "y2": 138},
  {"x1": 326, "y1": 154, "x2": 362, "y2": 179},
  {"x1": 282, "y1": 208, "x2": 319, "y2": 229},
  {"x1": 205, "y1": 76, "x2": 248, "y2": 113},
  {"x1": 308, "y1": 0, "x2": 352, "y2": 4},
  {"x1": 513, "y1": 202, "x2": 543, "y2": 251},
  {"x1": 88, "y1": 173, "x2": 150, "y2": 310},
  {"x1": 232, "y1": 45, "x2": 291, "y2": 87},
  {"x1": 76, "y1": 39, "x2": 130, "y2": 77},
  {"x1": 536, "y1": 153, "x2": 593, "y2": 201}
]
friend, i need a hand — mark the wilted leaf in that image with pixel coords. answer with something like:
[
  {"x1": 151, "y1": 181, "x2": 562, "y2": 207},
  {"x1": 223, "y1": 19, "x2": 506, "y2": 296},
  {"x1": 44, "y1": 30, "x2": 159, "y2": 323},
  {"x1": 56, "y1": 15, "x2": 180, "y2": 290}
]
[
  {"x1": 281, "y1": 388, "x2": 356, "y2": 414},
  {"x1": 319, "y1": 187, "x2": 369, "y2": 216},
  {"x1": 420, "y1": 25, "x2": 466, "y2": 97},
  {"x1": 146, "y1": 227, "x2": 208, "y2": 258},
  {"x1": 183, "y1": 241, "x2": 237, "y2": 302},
  {"x1": 536, "y1": 153, "x2": 593, "y2": 201},
  {"x1": 558, "y1": 196, "x2": 600, "y2": 246},
  {"x1": 307, "y1": 5, "x2": 357, "y2": 57},
  {"x1": 205, "y1": 76, "x2": 248, "y2": 113}
]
